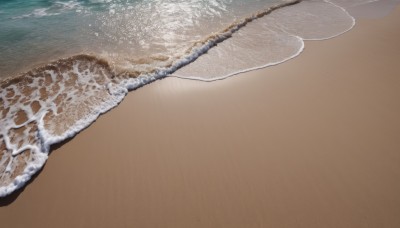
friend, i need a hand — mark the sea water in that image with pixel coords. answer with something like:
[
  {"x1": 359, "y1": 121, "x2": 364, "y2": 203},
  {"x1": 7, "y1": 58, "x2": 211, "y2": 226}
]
[{"x1": 0, "y1": 0, "x2": 399, "y2": 197}]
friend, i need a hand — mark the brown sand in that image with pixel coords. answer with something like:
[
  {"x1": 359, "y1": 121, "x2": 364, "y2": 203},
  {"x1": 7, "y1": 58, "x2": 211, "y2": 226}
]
[{"x1": 1, "y1": 6, "x2": 400, "y2": 228}]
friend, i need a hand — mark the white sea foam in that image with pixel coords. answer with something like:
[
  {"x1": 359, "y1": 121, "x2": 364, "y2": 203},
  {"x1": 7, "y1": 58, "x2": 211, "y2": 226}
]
[{"x1": 0, "y1": 56, "x2": 125, "y2": 197}]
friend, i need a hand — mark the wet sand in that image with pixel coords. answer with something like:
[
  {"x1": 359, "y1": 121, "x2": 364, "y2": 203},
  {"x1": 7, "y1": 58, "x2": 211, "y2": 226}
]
[{"x1": 1, "y1": 6, "x2": 400, "y2": 228}]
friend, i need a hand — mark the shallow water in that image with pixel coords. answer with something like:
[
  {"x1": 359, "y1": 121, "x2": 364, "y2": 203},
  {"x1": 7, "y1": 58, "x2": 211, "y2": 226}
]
[
  {"x1": 173, "y1": 0, "x2": 356, "y2": 80},
  {"x1": 0, "y1": 0, "x2": 282, "y2": 78},
  {"x1": 0, "y1": 0, "x2": 399, "y2": 197}
]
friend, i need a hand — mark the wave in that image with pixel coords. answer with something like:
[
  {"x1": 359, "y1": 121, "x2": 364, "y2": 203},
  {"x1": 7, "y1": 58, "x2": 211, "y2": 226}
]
[{"x1": 11, "y1": 1, "x2": 82, "y2": 19}]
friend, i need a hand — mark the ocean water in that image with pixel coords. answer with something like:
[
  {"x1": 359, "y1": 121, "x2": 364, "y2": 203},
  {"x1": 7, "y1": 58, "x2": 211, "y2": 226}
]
[
  {"x1": 0, "y1": 0, "x2": 285, "y2": 78},
  {"x1": 0, "y1": 0, "x2": 399, "y2": 197}
]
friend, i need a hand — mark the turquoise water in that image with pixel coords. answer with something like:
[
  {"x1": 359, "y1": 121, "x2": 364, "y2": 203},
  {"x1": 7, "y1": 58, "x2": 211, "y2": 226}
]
[
  {"x1": 0, "y1": 0, "x2": 282, "y2": 78},
  {"x1": 0, "y1": 0, "x2": 94, "y2": 77}
]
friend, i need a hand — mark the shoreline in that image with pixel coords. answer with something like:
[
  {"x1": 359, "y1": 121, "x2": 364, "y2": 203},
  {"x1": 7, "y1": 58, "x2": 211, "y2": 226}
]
[
  {"x1": 1, "y1": 5, "x2": 400, "y2": 228},
  {"x1": 0, "y1": 0, "x2": 352, "y2": 197}
]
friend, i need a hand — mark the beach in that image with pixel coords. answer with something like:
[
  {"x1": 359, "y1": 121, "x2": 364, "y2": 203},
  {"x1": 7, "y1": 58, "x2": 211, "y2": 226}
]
[{"x1": 1, "y1": 4, "x2": 400, "y2": 228}]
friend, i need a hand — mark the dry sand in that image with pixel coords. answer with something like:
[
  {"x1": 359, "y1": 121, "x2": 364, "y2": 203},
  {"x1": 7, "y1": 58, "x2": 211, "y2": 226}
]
[{"x1": 1, "y1": 6, "x2": 400, "y2": 228}]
